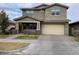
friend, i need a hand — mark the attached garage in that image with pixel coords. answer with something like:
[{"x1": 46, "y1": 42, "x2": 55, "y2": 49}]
[{"x1": 42, "y1": 24, "x2": 65, "y2": 35}]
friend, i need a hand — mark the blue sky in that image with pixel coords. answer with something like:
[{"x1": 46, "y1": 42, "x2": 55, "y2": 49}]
[{"x1": 0, "y1": 3, "x2": 79, "y2": 22}]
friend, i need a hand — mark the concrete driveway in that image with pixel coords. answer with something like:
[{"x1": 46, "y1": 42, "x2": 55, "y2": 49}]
[
  {"x1": 22, "y1": 35, "x2": 79, "y2": 55},
  {"x1": 0, "y1": 35, "x2": 79, "y2": 55}
]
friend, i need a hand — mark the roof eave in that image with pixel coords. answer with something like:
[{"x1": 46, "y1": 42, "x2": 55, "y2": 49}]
[
  {"x1": 34, "y1": 4, "x2": 49, "y2": 8},
  {"x1": 44, "y1": 3, "x2": 69, "y2": 9},
  {"x1": 14, "y1": 16, "x2": 42, "y2": 22},
  {"x1": 69, "y1": 21, "x2": 79, "y2": 25}
]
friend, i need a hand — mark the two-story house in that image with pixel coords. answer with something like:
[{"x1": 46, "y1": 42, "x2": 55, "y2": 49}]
[{"x1": 15, "y1": 3, "x2": 69, "y2": 35}]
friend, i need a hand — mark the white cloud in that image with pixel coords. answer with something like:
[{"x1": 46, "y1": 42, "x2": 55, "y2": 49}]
[{"x1": 16, "y1": 3, "x2": 39, "y2": 8}]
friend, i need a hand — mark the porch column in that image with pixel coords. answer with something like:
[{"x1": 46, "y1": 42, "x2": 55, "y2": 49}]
[
  {"x1": 16, "y1": 22, "x2": 19, "y2": 33},
  {"x1": 37, "y1": 22, "x2": 40, "y2": 30},
  {"x1": 64, "y1": 23, "x2": 69, "y2": 35}
]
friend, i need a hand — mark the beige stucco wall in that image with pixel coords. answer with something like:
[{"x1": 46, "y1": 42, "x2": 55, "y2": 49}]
[
  {"x1": 42, "y1": 24, "x2": 65, "y2": 35},
  {"x1": 32, "y1": 10, "x2": 45, "y2": 20},
  {"x1": 22, "y1": 10, "x2": 45, "y2": 21},
  {"x1": 45, "y1": 6, "x2": 67, "y2": 20},
  {"x1": 22, "y1": 6, "x2": 67, "y2": 21}
]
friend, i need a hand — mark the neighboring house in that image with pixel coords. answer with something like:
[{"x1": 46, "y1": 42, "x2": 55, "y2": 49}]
[
  {"x1": 7, "y1": 20, "x2": 15, "y2": 31},
  {"x1": 14, "y1": 3, "x2": 69, "y2": 35},
  {"x1": 69, "y1": 21, "x2": 79, "y2": 35}
]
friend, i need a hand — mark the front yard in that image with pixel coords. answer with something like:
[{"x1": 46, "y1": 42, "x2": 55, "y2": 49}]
[
  {"x1": 0, "y1": 42, "x2": 30, "y2": 51},
  {"x1": 16, "y1": 35, "x2": 39, "y2": 40},
  {"x1": 0, "y1": 35, "x2": 10, "y2": 39},
  {"x1": 0, "y1": 34, "x2": 38, "y2": 52}
]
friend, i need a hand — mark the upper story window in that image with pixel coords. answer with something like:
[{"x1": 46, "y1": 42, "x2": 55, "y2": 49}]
[
  {"x1": 51, "y1": 9, "x2": 60, "y2": 16},
  {"x1": 26, "y1": 11, "x2": 34, "y2": 15}
]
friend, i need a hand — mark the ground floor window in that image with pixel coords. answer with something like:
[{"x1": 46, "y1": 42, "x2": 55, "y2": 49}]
[
  {"x1": 19, "y1": 22, "x2": 37, "y2": 32},
  {"x1": 22, "y1": 23, "x2": 37, "y2": 29}
]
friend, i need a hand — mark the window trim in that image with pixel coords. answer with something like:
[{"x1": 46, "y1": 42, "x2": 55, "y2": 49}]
[
  {"x1": 26, "y1": 10, "x2": 34, "y2": 14},
  {"x1": 51, "y1": 9, "x2": 60, "y2": 16}
]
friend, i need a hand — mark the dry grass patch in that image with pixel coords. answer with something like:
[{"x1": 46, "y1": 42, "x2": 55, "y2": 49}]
[
  {"x1": 0, "y1": 42, "x2": 30, "y2": 51},
  {"x1": 16, "y1": 35, "x2": 39, "y2": 40}
]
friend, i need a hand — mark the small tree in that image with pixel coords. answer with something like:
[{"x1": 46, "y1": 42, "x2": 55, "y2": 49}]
[{"x1": 0, "y1": 10, "x2": 9, "y2": 34}]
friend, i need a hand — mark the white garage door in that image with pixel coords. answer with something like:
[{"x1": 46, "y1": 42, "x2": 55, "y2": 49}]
[{"x1": 42, "y1": 24, "x2": 64, "y2": 35}]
